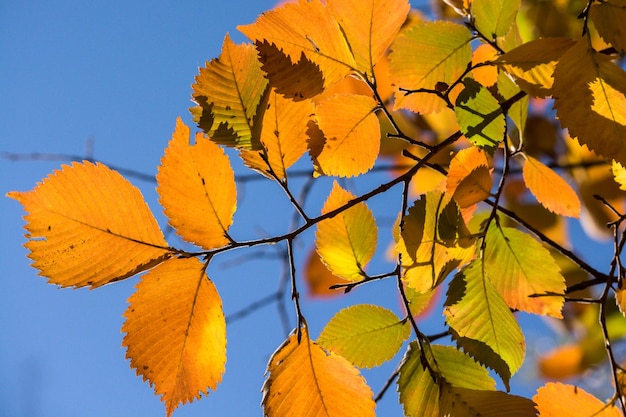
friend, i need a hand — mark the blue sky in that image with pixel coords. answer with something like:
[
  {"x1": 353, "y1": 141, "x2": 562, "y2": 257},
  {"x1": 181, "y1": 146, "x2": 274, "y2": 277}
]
[{"x1": 0, "y1": 1, "x2": 617, "y2": 417}]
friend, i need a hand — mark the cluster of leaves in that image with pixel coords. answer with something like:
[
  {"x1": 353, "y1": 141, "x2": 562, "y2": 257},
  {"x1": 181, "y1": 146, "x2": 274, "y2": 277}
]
[{"x1": 8, "y1": 0, "x2": 626, "y2": 416}]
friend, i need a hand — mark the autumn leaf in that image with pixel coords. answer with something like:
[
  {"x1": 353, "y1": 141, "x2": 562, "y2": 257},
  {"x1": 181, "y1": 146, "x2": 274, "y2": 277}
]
[
  {"x1": 157, "y1": 118, "x2": 236, "y2": 249},
  {"x1": 327, "y1": 0, "x2": 410, "y2": 76},
  {"x1": 240, "y1": 89, "x2": 314, "y2": 180},
  {"x1": 612, "y1": 160, "x2": 626, "y2": 191},
  {"x1": 455, "y1": 77, "x2": 506, "y2": 150},
  {"x1": 262, "y1": 326, "x2": 376, "y2": 417},
  {"x1": 8, "y1": 161, "x2": 170, "y2": 288},
  {"x1": 389, "y1": 20, "x2": 473, "y2": 114},
  {"x1": 534, "y1": 382, "x2": 622, "y2": 417},
  {"x1": 192, "y1": 34, "x2": 268, "y2": 150},
  {"x1": 122, "y1": 257, "x2": 226, "y2": 417},
  {"x1": 315, "y1": 182, "x2": 377, "y2": 280},
  {"x1": 522, "y1": 155, "x2": 580, "y2": 217},
  {"x1": 537, "y1": 344, "x2": 584, "y2": 380},
  {"x1": 496, "y1": 37, "x2": 577, "y2": 97},
  {"x1": 553, "y1": 40, "x2": 626, "y2": 165},
  {"x1": 446, "y1": 146, "x2": 493, "y2": 208},
  {"x1": 303, "y1": 248, "x2": 350, "y2": 298},
  {"x1": 471, "y1": 0, "x2": 521, "y2": 40},
  {"x1": 445, "y1": 260, "x2": 526, "y2": 384},
  {"x1": 311, "y1": 93, "x2": 380, "y2": 177},
  {"x1": 472, "y1": 43, "x2": 500, "y2": 87},
  {"x1": 485, "y1": 224, "x2": 565, "y2": 317},
  {"x1": 317, "y1": 304, "x2": 411, "y2": 368},
  {"x1": 589, "y1": 0, "x2": 626, "y2": 52},
  {"x1": 238, "y1": 0, "x2": 356, "y2": 90},
  {"x1": 439, "y1": 384, "x2": 538, "y2": 417}
]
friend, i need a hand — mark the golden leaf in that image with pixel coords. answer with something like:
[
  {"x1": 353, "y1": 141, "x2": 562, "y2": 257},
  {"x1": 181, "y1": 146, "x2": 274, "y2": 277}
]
[
  {"x1": 311, "y1": 93, "x2": 380, "y2": 177},
  {"x1": 522, "y1": 155, "x2": 581, "y2": 218},
  {"x1": 315, "y1": 182, "x2": 377, "y2": 280},
  {"x1": 303, "y1": 248, "x2": 350, "y2": 298},
  {"x1": 157, "y1": 118, "x2": 236, "y2": 250},
  {"x1": 446, "y1": 147, "x2": 493, "y2": 208},
  {"x1": 240, "y1": 89, "x2": 314, "y2": 180},
  {"x1": 122, "y1": 257, "x2": 226, "y2": 417},
  {"x1": 262, "y1": 326, "x2": 376, "y2": 417},
  {"x1": 534, "y1": 382, "x2": 621, "y2": 417},
  {"x1": 8, "y1": 161, "x2": 170, "y2": 288}
]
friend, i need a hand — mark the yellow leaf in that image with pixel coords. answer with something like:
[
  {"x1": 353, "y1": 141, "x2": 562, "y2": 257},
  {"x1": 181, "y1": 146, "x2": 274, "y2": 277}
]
[
  {"x1": 327, "y1": 0, "x2": 410, "y2": 76},
  {"x1": 157, "y1": 118, "x2": 236, "y2": 250},
  {"x1": 311, "y1": 94, "x2": 380, "y2": 177},
  {"x1": 496, "y1": 37, "x2": 576, "y2": 97},
  {"x1": 303, "y1": 248, "x2": 350, "y2": 298},
  {"x1": 553, "y1": 40, "x2": 626, "y2": 165},
  {"x1": 534, "y1": 382, "x2": 622, "y2": 417},
  {"x1": 238, "y1": 0, "x2": 356, "y2": 90},
  {"x1": 7, "y1": 162, "x2": 170, "y2": 288},
  {"x1": 316, "y1": 182, "x2": 377, "y2": 280},
  {"x1": 122, "y1": 257, "x2": 226, "y2": 417},
  {"x1": 389, "y1": 20, "x2": 473, "y2": 114},
  {"x1": 240, "y1": 89, "x2": 314, "y2": 180},
  {"x1": 192, "y1": 34, "x2": 268, "y2": 150},
  {"x1": 612, "y1": 160, "x2": 626, "y2": 191},
  {"x1": 446, "y1": 147, "x2": 493, "y2": 208},
  {"x1": 262, "y1": 326, "x2": 376, "y2": 417},
  {"x1": 522, "y1": 155, "x2": 581, "y2": 218}
]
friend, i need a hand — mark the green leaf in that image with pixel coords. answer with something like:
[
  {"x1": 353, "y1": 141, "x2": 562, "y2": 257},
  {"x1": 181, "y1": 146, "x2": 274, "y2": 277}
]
[
  {"x1": 455, "y1": 77, "x2": 506, "y2": 150},
  {"x1": 389, "y1": 20, "x2": 473, "y2": 114},
  {"x1": 317, "y1": 304, "x2": 411, "y2": 368},
  {"x1": 485, "y1": 224, "x2": 565, "y2": 317},
  {"x1": 471, "y1": 0, "x2": 521, "y2": 39},
  {"x1": 496, "y1": 70, "x2": 528, "y2": 137},
  {"x1": 444, "y1": 260, "x2": 526, "y2": 385},
  {"x1": 398, "y1": 342, "x2": 497, "y2": 417},
  {"x1": 192, "y1": 34, "x2": 269, "y2": 150}
]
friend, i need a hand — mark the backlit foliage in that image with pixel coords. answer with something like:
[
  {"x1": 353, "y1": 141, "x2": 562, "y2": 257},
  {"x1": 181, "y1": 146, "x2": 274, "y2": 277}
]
[{"x1": 8, "y1": 0, "x2": 626, "y2": 415}]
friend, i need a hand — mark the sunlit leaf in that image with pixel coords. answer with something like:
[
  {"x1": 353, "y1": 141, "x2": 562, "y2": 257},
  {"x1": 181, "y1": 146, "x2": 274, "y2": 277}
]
[
  {"x1": 537, "y1": 344, "x2": 584, "y2": 380},
  {"x1": 389, "y1": 20, "x2": 473, "y2": 114},
  {"x1": 192, "y1": 34, "x2": 268, "y2": 150},
  {"x1": 238, "y1": 0, "x2": 356, "y2": 90},
  {"x1": 471, "y1": 0, "x2": 521, "y2": 39},
  {"x1": 327, "y1": 0, "x2": 410, "y2": 76},
  {"x1": 316, "y1": 182, "x2": 377, "y2": 280},
  {"x1": 455, "y1": 77, "x2": 506, "y2": 150},
  {"x1": 122, "y1": 257, "x2": 226, "y2": 417},
  {"x1": 485, "y1": 224, "x2": 565, "y2": 317},
  {"x1": 553, "y1": 40, "x2": 626, "y2": 165},
  {"x1": 8, "y1": 161, "x2": 170, "y2": 288},
  {"x1": 157, "y1": 118, "x2": 236, "y2": 249},
  {"x1": 303, "y1": 248, "x2": 350, "y2": 298},
  {"x1": 447, "y1": 146, "x2": 493, "y2": 208},
  {"x1": 472, "y1": 43, "x2": 499, "y2": 87},
  {"x1": 396, "y1": 191, "x2": 475, "y2": 292},
  {"x1": 522, "y1": 155, "x2": 580, "y2": 218},
  {"x1": 618, "y1": 287, "x2": 626, "y2": 316},
  {"x1": 240, "y1": 89, "x2": 314, "y2": 180},
  {"x1": 317, "y1": 304, "x2": 410, "y2": 368},
  {"x1": 496, "y1": 37, "x2": 577, "y2": 97},
  {"x1": 311, "y1": 93, "x2": 380, "y2": 177},
  {"x1": 534, "y1": 382, "x2": 622, "y2": 417},
  {"x1": 439, "y1": 383, "x2": 538, "y2": 417},
  {"x1": 497, "y1": 69, "x2": 528, "y2": 136},
  {"x1": 612, "y1": 160, "x2": 626, "y2": 191},
  {"x1": 263, "y1": 326, "x2": 376, "y2": 417},
  {"x1": 590, "y1": 0, "x2": 626, "y2": 52},
  {"x1": 445, "y1": 260, "x2": 526, "y2": 383}
]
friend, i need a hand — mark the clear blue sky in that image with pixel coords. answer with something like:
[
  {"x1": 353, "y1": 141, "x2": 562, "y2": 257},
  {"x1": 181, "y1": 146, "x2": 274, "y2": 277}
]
[{"x1": 0, "y1": 1, "x2": 615, "y2": 417}]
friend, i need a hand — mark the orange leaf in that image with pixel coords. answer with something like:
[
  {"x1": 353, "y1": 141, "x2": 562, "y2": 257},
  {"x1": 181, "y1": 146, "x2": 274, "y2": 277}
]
[
  {"x1": 534, "y1": 382, "x2": 621, "y2": 417},
  {"x1": 262, "y1": 326, "x2": 376, "y2": 417},
  {"x1": 446, "y1": 147, "x2": 493, "y2": 208},
  {"x1": 240, "y1": 89, "x2": 314, "y2": 180},
  {"x1": 157, "y1": 118, "x2": 237, "y2": 250},
  {"x1": 522, "y1": 155, "x2": 581, "y2": 218},
  {"x1": 472, "y1": 43, "x2": 499, "y2": 87},
  {"x1": 122, "y1": 257, "x2": 226, "y2": 417},
  {"x1": 238, "y1": 0, "x2": 356, "y2": 90},
  {"x1": 537, "y1": 344, "x2": 584, "y2": 380},
  {"x1": 304, "y1": 248, "x2": 350, "y2": 298},
  {"x1": 7, "y1": 162, "x2": 169, "y2": 288},
  {"x1": 312, "y1": 94, "x2": 380, "y2": 177},
  {"x1": 327, "y1": 0, "x2": 410, "y2": 76}
]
